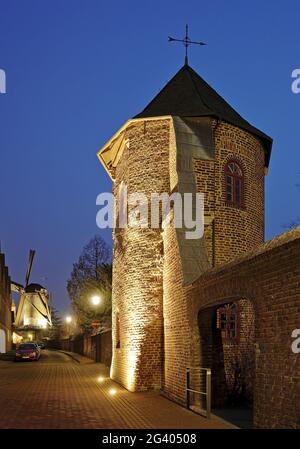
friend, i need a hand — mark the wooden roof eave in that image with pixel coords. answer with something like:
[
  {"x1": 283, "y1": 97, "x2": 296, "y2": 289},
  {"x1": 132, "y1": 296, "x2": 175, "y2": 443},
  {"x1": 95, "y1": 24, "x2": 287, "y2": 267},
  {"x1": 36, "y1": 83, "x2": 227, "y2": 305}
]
[{"x1": 97, "y1": 116, "x2": 172, "y2": 180}]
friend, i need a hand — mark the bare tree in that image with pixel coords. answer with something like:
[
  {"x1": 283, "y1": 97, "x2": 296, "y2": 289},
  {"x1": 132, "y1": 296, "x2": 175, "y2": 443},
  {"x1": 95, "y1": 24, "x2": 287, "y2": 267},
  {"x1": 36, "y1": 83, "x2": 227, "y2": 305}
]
[{"x1": 67, "y1": 235, "x2": 112, "y2": 333}]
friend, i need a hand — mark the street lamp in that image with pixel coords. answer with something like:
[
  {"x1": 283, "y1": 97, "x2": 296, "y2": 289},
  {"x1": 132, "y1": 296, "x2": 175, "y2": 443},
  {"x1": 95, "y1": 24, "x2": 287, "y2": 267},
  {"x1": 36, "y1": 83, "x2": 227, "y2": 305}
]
[
  {"x1": 91, "y1": 295, "x2": 101, "y2": 306},
  {"x1": 65, "y1": 316, "x2": 73, "y2": 338}
]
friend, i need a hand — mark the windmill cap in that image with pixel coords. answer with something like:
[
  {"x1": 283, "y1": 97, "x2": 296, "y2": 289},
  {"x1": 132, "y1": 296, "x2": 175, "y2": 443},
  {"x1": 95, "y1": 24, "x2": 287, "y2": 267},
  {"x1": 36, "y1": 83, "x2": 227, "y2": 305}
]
[{"x1": 25, "y1": 283, "x2": 46, "y2": 293}]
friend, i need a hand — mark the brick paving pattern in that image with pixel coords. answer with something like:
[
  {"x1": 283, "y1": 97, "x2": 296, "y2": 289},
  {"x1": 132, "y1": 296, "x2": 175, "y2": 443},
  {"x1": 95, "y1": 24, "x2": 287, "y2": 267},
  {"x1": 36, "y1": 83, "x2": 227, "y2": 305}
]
[{"x1": 0, "y1": 350, "x2": 233, "y2": 429}]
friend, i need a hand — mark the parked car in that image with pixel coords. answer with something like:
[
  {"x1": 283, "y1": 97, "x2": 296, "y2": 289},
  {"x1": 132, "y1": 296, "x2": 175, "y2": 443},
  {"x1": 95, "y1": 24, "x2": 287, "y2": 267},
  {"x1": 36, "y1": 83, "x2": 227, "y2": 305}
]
[{"x1": 15, "y1": 343, "x2": 41, "y2": 361}]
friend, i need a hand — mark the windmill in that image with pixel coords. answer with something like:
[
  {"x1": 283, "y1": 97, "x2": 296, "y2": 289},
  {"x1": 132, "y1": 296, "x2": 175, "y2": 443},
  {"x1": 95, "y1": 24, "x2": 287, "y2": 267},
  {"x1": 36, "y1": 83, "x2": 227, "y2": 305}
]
[{"x1": 11, "y1": 250, "x2": 52, "y2": 340}]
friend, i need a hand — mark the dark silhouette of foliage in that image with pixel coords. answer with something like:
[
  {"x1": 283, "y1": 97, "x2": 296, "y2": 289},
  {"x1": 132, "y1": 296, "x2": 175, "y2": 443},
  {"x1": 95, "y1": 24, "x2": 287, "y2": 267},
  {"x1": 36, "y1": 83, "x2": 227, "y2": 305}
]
[
  {"x1": 67, "y1": 235, "x2": 112, "y2": 333},
  {"x1": 48, "y1": 306, "x2": 63, "y2": 339}
]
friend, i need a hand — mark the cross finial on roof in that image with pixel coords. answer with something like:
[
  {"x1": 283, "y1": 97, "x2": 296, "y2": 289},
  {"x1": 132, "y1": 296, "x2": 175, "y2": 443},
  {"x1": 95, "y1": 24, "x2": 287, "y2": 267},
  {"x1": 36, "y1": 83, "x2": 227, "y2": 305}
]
[{"x1": 168, "y1": 24, "x2": 207, "y2": 65}]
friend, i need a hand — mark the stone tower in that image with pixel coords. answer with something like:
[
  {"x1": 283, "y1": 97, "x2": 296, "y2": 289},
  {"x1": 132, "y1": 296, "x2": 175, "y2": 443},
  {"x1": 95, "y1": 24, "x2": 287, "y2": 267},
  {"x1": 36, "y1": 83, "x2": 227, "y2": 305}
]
[{"x1": 97, "y1": 64, "x2": 272, "y2": 393}]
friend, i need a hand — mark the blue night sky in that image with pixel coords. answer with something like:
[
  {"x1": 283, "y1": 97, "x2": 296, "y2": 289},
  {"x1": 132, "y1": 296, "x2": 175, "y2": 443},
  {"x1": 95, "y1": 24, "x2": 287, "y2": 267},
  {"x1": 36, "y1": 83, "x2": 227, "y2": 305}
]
[{"x1": 0, "y1": 0, "x2": 299, "y2": 314}]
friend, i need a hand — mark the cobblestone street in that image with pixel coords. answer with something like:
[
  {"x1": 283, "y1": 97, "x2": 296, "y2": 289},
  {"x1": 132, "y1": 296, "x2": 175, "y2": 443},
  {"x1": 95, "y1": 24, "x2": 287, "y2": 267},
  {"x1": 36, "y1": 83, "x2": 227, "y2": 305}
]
[{"x1": 0, "y1": 350, "x2": 233, "y2": 429}]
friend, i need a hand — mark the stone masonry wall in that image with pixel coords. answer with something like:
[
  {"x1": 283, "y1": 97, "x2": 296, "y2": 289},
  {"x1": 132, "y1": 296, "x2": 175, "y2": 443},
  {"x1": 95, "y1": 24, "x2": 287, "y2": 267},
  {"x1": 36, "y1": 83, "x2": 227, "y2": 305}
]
[
  {"x1": 162, "y1": 121, "x2": 265, "y2": 403},
  {"x1": 111, "y1": 119, "x2": 170, "y2": 391},
  {"x1": 109, "y1": 116, "x2": 299, "y2": 427},
  {"x1": 194, "y1": 120, "x2": 265, "y2": 266},
  {"x1": 162, "y1": 223, "x2": 194, "y2": 403},
  {"x1": 189, "y1": 229, "x2": 300, "y2": 428}
]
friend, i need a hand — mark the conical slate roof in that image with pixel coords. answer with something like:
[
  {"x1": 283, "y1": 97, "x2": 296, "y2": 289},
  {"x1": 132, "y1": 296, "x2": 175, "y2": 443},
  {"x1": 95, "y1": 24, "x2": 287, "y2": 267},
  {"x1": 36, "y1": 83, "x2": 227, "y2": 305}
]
[{"x1": 134, "y1": 64, "x2": 272, "y2": 166}]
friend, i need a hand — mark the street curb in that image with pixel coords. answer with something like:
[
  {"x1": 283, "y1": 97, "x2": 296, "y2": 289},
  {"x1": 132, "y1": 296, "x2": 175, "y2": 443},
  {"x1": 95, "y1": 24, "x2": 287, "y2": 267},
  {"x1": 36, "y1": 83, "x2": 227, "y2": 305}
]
[
  {"x1": 57, "y1": 350, "x2": 81, "y2": 364},
  {"x1": 57, "y1": 350, "x2": 94, "y2": 364}
]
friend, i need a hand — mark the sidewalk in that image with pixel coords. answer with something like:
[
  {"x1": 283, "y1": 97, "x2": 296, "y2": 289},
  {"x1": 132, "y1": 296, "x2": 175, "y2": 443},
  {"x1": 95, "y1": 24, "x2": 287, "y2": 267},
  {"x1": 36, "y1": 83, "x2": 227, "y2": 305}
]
[
  {"x1": 0, "y1": 350, "x2": 236, "y2": 429},
  {"x1": 83, "y1": 362, "x2": 235, "y2": 429}
]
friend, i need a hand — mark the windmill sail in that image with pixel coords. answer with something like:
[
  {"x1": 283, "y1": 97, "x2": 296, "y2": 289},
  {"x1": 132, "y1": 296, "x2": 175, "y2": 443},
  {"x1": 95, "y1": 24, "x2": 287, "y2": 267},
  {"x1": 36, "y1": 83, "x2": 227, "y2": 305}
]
[
  {"x1": 25, "y1": 249, "x2": 35, "y2": 287},
  {"x1": 37, "y1": 291, "x2": 52, "y2": 326},
  {"x1": 13, "y1": 249, "x2": 52, "y2": 337}
]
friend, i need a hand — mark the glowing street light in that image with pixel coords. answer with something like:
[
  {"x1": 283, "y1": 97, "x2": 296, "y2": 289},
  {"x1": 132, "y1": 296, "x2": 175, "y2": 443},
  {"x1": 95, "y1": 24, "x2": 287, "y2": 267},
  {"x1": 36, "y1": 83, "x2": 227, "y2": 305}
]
[
  {"x1": 65, "y1": 316, "x2": 74, "y2": 338},
  {"x1": 91, "y1": 295, "x2": 101, "y2": 306},
  {"x1": 38, "y1": 318, "x2": 47, "y2": 329}
]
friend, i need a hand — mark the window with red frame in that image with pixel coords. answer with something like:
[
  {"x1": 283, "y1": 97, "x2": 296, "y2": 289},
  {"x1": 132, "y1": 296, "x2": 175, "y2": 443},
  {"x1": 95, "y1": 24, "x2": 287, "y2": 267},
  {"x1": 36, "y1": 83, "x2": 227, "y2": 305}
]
[
  {"x1": 225, "y1": 161, "x2": 243, "y2": 207},
  {"x1": 216, "y1": 303, "x2": 239, "y2": 342}
]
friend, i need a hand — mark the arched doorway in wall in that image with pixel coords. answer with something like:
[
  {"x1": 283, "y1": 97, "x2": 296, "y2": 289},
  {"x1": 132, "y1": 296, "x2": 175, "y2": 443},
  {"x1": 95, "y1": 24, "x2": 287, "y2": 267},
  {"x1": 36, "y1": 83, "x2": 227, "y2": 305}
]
[
  {"x1": 197, "y1": 298, "x2": 255, "y2": 428},
  {"x1": 0, "y1": 329, "x2": 6, "y2": 353}
]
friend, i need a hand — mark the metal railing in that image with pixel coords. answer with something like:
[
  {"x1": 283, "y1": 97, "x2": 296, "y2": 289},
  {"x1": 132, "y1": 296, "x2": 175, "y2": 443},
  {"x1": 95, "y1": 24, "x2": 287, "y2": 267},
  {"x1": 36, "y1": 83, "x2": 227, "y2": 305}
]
[{"x1": 186, "y1": 367, "x2": 211, "y2": 419}]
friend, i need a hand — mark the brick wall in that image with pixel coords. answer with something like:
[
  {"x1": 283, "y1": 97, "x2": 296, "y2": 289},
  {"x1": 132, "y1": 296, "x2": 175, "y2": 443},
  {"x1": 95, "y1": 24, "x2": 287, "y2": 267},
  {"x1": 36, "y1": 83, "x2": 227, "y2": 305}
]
[
  {"x1": 107, "y1": 116, "x2": 299, "y2": 428},
  {"x1": 194, "y1": 120, "x2": 265, "y2": 266},
  {"x1": 164, "y1": 226, "x2": 300, "y2": 428},
  {"x1": 162, "y1": 223, "x2": 194, "y2": 403},
  {"x1": 0, "y1": 253, "x2": 12, "y2": 352},
  {"x1": 111, "y1": 119, "x2": 170, "y2": 391},
  {"x1": 162, "y1": 120, "x2": 265, "y2": 405},
  {"x1": 188, "y1": 229, "x2": 300, "y2": 428},
  {"x1": 59, "y1": 331, "x2": 112, "y2": 366},
  {"x1": 111, "y1": 118, "x2": 266, "y2": 398}
]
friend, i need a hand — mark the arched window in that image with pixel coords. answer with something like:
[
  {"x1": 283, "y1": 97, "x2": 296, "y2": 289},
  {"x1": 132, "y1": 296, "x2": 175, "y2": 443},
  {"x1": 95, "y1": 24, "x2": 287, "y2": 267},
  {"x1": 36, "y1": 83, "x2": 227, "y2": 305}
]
[{"x1": 225, "y1": 161, "x2": 243, "y2": 207}]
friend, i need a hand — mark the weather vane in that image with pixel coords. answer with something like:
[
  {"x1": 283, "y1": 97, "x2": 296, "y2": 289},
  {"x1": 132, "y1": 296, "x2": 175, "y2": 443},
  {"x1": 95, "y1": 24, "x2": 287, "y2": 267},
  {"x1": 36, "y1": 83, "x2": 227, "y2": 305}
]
[{"x1": 168, "y1": 24, "x2": 206, "y2": 65}]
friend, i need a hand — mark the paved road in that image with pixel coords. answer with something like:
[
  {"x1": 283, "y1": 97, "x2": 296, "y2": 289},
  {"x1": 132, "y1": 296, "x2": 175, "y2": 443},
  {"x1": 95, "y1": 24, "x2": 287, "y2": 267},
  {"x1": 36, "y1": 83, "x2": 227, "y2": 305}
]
[{"x1": 0, "y1": 350, "x2": 233, "y2": 429}]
